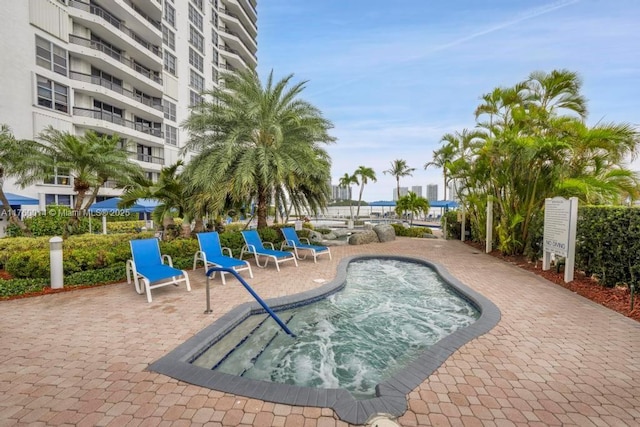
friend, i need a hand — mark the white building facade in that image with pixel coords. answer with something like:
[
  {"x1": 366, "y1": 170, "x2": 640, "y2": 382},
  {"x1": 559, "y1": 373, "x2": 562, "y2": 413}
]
[
  {"x1": 426, "y1": 184, "x2": 438, "y2": 202},
  {"x1": 0, "y1": 0, "x2": 257, "y2": 209}
]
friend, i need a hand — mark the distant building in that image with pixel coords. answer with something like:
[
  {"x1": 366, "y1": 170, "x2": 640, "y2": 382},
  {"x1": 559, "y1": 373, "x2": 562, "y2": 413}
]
[
  {"x1": 411, "y1": 186, "x2": 423, "y2": 198},
  {"x1": 448, "y1": 182, "x2": 459, "y2": 201},
  {"x1": 426, "y1": 184, "x2": 438, "y2": 202},
  {"x1": 332, "y1": 185, "x2": 351, "y2": 201},
  {"x1": 392, "y1": 187, "x2": 409, "y2": 201}
]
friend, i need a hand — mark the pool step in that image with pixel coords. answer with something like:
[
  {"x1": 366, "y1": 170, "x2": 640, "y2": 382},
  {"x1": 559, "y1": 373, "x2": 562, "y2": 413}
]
[{"x1": 210, "y1": 313, "x2": 295, "y2": 375}]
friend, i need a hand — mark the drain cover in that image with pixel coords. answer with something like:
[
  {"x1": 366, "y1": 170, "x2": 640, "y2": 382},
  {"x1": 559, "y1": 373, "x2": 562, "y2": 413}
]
[{"x1": 368, "y1": 416, "x2": 400, "y2": 427}]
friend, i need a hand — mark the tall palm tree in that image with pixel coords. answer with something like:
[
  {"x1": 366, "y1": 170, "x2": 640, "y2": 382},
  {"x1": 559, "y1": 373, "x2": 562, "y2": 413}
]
[
  {"x1": 182, "y1": 69, "x2": 335, "y2": 229},
  {"x1": 0, "y1": 125, "x2": 47, "y2": 234},
  {"x1": 383, "y1": 159, "x2": 415, "y2": 201},
  {"x1": 338, "y1": 172, "x2": 358, "y2": 220},
  {"x1": 354, "y1": 165, "x2": 376, "y2": 218},
  {"x1": 37, "y1": 127, "x2": 142, "y2": 214}
]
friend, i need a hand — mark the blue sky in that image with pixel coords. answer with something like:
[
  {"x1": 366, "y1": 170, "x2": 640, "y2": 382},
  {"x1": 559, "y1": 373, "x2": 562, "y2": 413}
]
[{"x1": 256, "y1": 0, "x2": 640, "y2": 202}]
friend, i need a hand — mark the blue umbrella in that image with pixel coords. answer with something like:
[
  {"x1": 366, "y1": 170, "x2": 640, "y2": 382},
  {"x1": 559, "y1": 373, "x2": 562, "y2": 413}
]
[
  {"x1": 87, "y1": 197, "x2": 159, "y2": 214},
  {"x1": 5, "y1": 192, "x2": 39, "y2": 205}
]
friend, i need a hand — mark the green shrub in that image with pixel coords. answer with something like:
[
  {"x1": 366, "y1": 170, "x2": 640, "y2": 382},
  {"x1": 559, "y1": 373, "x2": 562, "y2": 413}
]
[
  {"x1": 0, "y1": 278, "x2": 49, "y2": 299},
  {"x1": 65, "y1": 265, "x2": 127, "y2": 286},
  {"x1": 391, "y1": 223, "x2": 433, "y2": 237},
  {"x1": 258, "y1": 227, "x2": 282, "y2": 245},
  {"x1": 5, "y1": 251, "x2": 50, "y2": 278},
  {"x1": 219, "y1": 231, "x2": 245, "y2": 257},
  {"x1": 315, "y1": 227, "x2": 332, "y2": 234},
  {"x1": 106, "y1": 220, "x2": 146, "y2": 233}
]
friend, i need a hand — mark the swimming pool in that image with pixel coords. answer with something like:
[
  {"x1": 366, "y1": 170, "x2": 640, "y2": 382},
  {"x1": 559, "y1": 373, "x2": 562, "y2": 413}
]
[
  {"x1": 150, "y1": 256, "x2": 500, "y2": 425},
  {"x1": 192, "y1": 259, "x2": 479, "y2": 398}
]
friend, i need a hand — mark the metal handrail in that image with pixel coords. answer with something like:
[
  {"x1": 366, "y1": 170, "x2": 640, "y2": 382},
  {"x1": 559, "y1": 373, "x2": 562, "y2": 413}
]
[
  {"x1": 204, "y1": 267, "x2": 296, "y2": 337},
  {"x1": 69, "y1": 0, "x2": 162, "y2": 57},
  {"x1": 69, "y1": 71, "x2": 163, "y2": 110},
  {"x1": 69, "y1": 34, "x2": 162, "y2": 84},
  {"x1": 73, "y1": 107, "x2": 163, "y2": 138}
]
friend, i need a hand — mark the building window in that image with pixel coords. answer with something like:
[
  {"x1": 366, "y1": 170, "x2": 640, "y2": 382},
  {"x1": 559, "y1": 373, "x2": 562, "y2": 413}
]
[
  {"x1": 164, "y1": 2, "x2": 176, "y2": 28},
  {"x1": 164, "y1": 51, "x2": 176, "y2": 75},
  {"x1": 212, "y1": 29, "x2": 218, "y2": 47},
  {"x1": 37, "y1": 76, "x2": 68, "y2": 113},
  {"x1": 189, "y1": 48, "x2": 203, "y2": 72},
  {"x1": 165, "y1": 124, "x2": 177, "y2": 146},
  {"x1": 137, "y1": 144, "x2": 153, "y2": 162},
  {"x1": 212, "y1": 67, "x2": 219, "y2": 84},
  {"x1": 45, "y1": 194, "x2": 72, "y2": 207},
  {"x1": 188, "y1": 4, "x2": 203, "y2": 31},
  {"x1": 190, "y1": 70, "x2": 205, "y2": 92},
  {"x1": 189, "y1": 26, "x2": 204, "y2": 53},
  {"x1": 93, "y1": 100, "x2": 124, "y2": 125},
  {"x1": 43, "y1": 168, "x2": 70, "y2": 186},
  {"x1": 190, "y1": 90, "x2": 203, "y2": 106},
  {"x1": 192, "y1": 0, "x2": 203, "y2": 11},
  {"x1": 35, "y1": 35, "x2": 68, "y2": 76},
  {"x1": 212, "y1": 11, "x2": 218, "y2": 28},
  {"x1": 164, "y1": 100, "x2": 176, "y2": 121},
  {"x1": 213, "y1": 48, "x2": 219, "y2": 66},
  {"x1": 162, "y1": 25, "x2": 175, "y2": 50},
  {"x1": 91, "y1": 67, "x2": 123, "y2": 91}
]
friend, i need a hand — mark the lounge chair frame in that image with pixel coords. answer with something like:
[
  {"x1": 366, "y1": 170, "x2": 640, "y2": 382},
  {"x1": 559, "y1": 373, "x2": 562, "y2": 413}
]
[
  {"x1": 126, "y1": 238, "x2": 191, "y2": 303},
  {"x1": 240, "y1": 230, "x2": 298, "y2": 271},
  {"x1": 280, "y1": 227, "x2": 332, "y2": 263},
  {"x1": 193, "y1": 231, "x2": 253, "y2": 284}
]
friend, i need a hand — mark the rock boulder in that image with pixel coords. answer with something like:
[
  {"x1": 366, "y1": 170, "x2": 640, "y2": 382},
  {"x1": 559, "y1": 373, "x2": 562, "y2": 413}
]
[
  {"x1": 348, "y1": 230, "x2": 379, "y2": 245},
  {"x1": 373, "y1": 224, "x2": 396, "y2": 242}
]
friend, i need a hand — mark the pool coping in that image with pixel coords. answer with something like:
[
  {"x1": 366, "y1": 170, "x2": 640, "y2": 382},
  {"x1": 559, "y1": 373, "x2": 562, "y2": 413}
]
[{"x1": 148, "y1": 255, "x2": 501, "y2": 425}]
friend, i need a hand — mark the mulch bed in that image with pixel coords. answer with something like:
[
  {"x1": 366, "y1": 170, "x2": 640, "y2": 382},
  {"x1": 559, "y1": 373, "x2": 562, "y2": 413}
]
[{"x1": 465, "y1": 241, "x2": 639, "y2": 323}]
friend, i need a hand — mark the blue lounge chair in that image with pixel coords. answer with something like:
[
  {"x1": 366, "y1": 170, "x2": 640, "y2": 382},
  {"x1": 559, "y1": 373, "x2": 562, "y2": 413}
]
[
  {"x1": 280, "y1": 227, "x2": 332, "y2": 263},
  {"x1": 126, "y1": 238, "x2": 191, "y2": 303},
  {"x1": 240, "y1": 230, "x2": 298, "y2": 271},
  {"x1": 193, "y1": 231, "x2": 253, "y2": 285}
]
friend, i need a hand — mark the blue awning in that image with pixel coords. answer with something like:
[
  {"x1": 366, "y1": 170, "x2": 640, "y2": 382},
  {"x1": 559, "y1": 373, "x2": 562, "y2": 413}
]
[
  {"x1": 5, "y1": 192, "x2": 39, "y2": 205},
  {"x1": 88, "y1": 197, "x2": 159, "y2": 214},
  {"x1": 430, "y1": 200, "x2": 459, "y2": 208}
]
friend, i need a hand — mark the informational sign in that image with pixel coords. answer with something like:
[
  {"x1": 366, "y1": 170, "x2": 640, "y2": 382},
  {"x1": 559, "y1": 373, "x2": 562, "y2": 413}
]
[
  {"x1": 543, "y1": 197, "x2": 572, "y2": 257},
  {"x1": 542, "y1": 197, "x2": 578, "y2": 282}
]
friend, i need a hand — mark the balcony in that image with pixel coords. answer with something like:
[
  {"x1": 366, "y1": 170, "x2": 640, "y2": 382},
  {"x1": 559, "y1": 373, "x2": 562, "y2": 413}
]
[
  {"x1": 73, "y1": 107, "x2": 163, "y2": 138},
  {"x1": 69, "y1": 0, "x2": 162, "y2": 60},
  {"x1": 69, "y1": 34, "x2": 162, "y2": 86},
  {"x1": 222, "y1": 0, "x2": 257, "y2": 36},
  {"x1": 219, "y1": 28, "x2": 257, "y2": 62},
  {"x1": 69, "y1": 71, "x2": 163, "y2": 112},
  {"x1": 122, "y1": 0, "x2": 161, "y2": 31},
  {"x1": 133, "y1": 152, "x2": 164, "y2": 165},
  {"x1": 219, "y1": 7, "x2": 257, "y2": 46},
  {"x1": 219, "y1": 45, "x2": 249, "y2": 70}
]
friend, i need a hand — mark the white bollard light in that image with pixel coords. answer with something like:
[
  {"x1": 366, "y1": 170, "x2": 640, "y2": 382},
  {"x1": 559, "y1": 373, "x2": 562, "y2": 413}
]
[{"x1": 49, "y1": 236, "x2": 64, "y2": 289}]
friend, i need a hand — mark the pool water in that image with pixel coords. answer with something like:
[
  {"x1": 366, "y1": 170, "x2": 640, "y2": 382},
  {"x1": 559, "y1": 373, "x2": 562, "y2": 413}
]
[{"x1": 192, "y1": 259, "x2": 479, "y2": 398}]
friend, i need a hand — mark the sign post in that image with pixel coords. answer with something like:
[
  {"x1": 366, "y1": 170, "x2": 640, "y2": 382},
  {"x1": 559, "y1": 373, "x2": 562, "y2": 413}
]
[{"x1": 542, "y1": 197, "x2": 578, "y2": 282}]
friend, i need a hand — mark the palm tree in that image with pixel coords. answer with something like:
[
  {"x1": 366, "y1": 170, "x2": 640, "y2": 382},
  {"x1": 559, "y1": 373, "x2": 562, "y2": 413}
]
[
  {"x1": 383, "y1": 159, "x2": 415, "y2": 201},
  {"x1": 395, "y1": 191, "x2": 430, "y2": 226},
  {"x1": 37, "y1": 127, "x2": 142, "y2": 214},
  {"x1": 338, "y1": 172, "x2": 358, "y2": 220},
  {"x1": 182, "y1": 69, "x2": 335, "y2": 229},
  {"x1": 0, "y1": 125, "x2": 47, "y2": 234},
  {"x1": 121, "y1": 161, "x2": 194, "y2": 238},
  {"x1": 354, "y1": 165, "x2": 376, "y2": 218}
]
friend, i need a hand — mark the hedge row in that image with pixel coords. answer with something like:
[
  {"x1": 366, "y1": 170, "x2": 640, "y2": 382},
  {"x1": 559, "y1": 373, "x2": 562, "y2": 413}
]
[{"x1": 575, "y1": 206, "x2": 640, "y2": 289}]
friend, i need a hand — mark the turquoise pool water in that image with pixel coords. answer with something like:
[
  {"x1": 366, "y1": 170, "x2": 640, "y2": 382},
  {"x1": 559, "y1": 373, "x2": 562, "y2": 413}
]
[{"x1": 192, "y1": 259, "x2": 479, "y2": 398}]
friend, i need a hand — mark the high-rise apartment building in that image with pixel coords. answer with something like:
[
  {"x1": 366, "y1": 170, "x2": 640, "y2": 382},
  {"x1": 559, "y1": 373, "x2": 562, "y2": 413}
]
[
  {"x1": 0, "y1": 0, "x2": 257, "y2": 209},
  {"x1": 411, "y1": 185, "x2": 422, "y2": 198},
  {"x1": 392, "y1": 187, "x2": 409, "y2": 201},
  {"x1": 332, "y1": 185, "x2": 350, "y2": 201},
  {"x1": 426, "y1": 184, "x2": 438, "y2": 202}
]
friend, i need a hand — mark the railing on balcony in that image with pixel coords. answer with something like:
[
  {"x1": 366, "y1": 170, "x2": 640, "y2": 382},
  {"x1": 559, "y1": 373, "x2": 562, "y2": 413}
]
[
  {"x1": 134, "y1": 152, "x2": 164, "y2": 165},
  {"x1": 69, "y1": 35, "x2": 162, "y2": 84},
  {"x1": 219, "y1": 45, "x2": 248, "y2": 68},
  {"x1": 69, "y1": 71, "x2": 163, "y2": 111},
  {"x1": 69, "y1": 0, "x2": 162, "y2": 58},
  {"x1": 122, "y1": 0, "x2": 162, "y2": 30},
  {"x1": 73, "y1": 107, "x2": 164, "y2": 138},
  {"x1": 220, "y1": 28, "x2": 257, "y2": 59}
]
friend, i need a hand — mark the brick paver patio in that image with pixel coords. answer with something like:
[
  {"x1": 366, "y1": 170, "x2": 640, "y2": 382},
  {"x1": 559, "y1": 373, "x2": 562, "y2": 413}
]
[{"x1": 1, "y1": 237, "x2": 638, "y2": 426}]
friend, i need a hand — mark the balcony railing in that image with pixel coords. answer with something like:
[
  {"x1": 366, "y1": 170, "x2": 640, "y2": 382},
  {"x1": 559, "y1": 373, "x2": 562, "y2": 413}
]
[
  {"x1": 219, "y1": 45, "x2": 248, "y2": 68},
  {"x1": 134, "y1": 152, "x2": 164, "y2": 164},
  {"x1": 220, "y1": 28, "x2": 257, "y2": 59},
  {"x1": 122, "y1": 0, "x2": 162, "y2": 30},
  {"x1": 69, "y1": 71, "x2": 163, "y2": 111},
  {"x1": 73, "y1": 107, "x2": 164, "y2": 138},
  {"x1": 69, "y1": 0, "x2": 162, "y2": 58},
  {"x1": 69, "y1": 35, "x2": 162, "y2": 84}
]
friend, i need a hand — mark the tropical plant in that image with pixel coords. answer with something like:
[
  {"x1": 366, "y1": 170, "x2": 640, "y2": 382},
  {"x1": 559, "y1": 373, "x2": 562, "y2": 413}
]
[
  {"x1": 182, "y1": 69, "x2": 335, "y2": 229},
  {"x1": 0, "y1": 125, "x2": 47, "y2": 234},
  {"x1": 436, "y1": 69, "x2": 640, "y2": 256},
  {"x1": 338, "y1": 172, "x2": 359, "y2": 220},
  {"x1": 354, "y1": 165, "x2": 376, "y2": 218},
  {"x1": 395, "y1": 191, "x2": 430, "y2": 226},
  {"x1": 383, "y1": 159, "x2": 415, "y2": 201}
]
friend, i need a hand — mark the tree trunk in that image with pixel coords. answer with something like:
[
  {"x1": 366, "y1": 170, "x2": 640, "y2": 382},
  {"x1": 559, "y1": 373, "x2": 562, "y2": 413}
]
[
  {"x1": 0, "y1": 189, "x2": 30, "y2": 234},
  {"x1": 256, "y1": 186, "x2": 269, "y2": 229},
  {"x1": 193, "y1": 217, "x2": 205, "y2": 233},
  {"x1": 356, "y1": 184, "x2": 364, "y2": 218}
]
